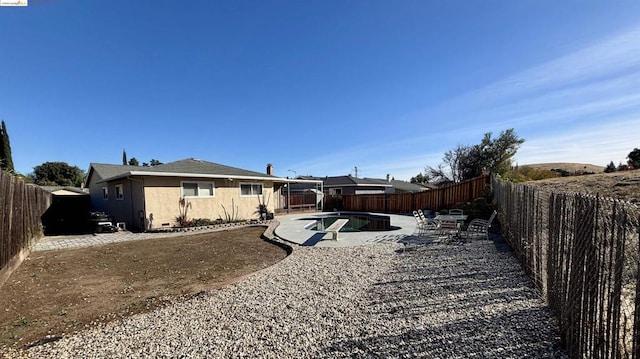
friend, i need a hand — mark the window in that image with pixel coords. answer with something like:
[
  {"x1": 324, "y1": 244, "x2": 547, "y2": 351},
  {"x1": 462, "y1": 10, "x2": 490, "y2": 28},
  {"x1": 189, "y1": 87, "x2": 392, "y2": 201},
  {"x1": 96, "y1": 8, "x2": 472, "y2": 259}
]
[
  {"x1": 181, "y1": 181, "x2": 215, "y2": 197},
  {"x1": 102, "y1": 187, "x2": 108, "y2": 200},
  {"x1": 115, "y1": 184, "x2": 124, "y2": 200},
  {"x1": 240, "y1": 183, "x2": 263, "y2": 196}
]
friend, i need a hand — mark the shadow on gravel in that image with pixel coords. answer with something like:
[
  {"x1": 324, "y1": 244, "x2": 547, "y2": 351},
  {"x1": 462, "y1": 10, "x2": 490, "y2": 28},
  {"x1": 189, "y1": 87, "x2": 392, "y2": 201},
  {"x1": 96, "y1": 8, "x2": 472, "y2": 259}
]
[
  {"x1": 319, "y1": 241, "x2": 568, "y2": 358},
  {"x1": 322, "y1": 307, "x2": 566, "y2": 358}
]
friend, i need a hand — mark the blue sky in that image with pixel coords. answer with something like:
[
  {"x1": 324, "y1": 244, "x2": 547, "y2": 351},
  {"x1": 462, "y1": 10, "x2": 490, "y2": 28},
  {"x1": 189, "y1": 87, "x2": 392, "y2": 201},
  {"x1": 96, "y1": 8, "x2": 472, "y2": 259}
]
[{"x1": 2, "y1": 1, "x2": 640, "y2": 181}]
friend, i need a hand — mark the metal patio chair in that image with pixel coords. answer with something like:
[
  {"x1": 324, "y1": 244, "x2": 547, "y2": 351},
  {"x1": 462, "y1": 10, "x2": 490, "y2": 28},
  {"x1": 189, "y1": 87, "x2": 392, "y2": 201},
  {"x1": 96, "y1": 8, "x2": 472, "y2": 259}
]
[{"x1": 461, "y1": 210, "x2": 497, "y2": 240}]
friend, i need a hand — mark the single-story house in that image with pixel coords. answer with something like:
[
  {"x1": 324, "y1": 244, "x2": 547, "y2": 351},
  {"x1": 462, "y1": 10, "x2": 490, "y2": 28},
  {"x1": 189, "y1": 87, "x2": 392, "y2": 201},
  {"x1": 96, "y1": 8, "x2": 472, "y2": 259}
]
[
  {"x1": 322, "y1": 175, "x2": 431, "y2": 196},
  {"x1": 364, "y1": 177, "x2": 431, "y2": 194},
  {"x1": 323, "y1": 175, "x2": 393, "y2": 195},
  {"x1": 85, "y1": 158, "x2": 294, "y2": 231}
]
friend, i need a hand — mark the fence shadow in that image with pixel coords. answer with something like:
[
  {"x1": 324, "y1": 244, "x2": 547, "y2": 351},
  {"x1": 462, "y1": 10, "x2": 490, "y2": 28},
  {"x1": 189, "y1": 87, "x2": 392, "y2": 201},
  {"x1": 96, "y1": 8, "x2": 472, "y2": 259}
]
[{"x1": 317, "y1": 240, "x2": 568, "y2": 358}]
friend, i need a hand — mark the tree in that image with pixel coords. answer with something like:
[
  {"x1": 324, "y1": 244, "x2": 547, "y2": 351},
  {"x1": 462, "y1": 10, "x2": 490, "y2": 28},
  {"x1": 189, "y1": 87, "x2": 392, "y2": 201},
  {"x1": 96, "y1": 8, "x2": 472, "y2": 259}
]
[
  {"x1": 410, "y1": 173, "x2": 429, "y2": 184},
  {"x1": 143, "y1": 159, "x2": 162, "y2": 167},
  {"x1": 425, "y1": 145, "x2": 471, "y2": 183},
  {"x1": 122, "y1": 149, "x2": 128, "y2": 165},
  {"x1": 0, "y1": 120, "x2": 15, "y2": 173},
  {"x1": 128, "y1": 157, "x2": 139, "y2": 166},
  {"x1": 604, "y1": 161, "x2": 617, "y2": 173},
  {"x1": 31, "y1": 162, "x2": 85, "y2": 186},
  {"x1": 628, "y1": 148, "x2": 640, "y2": 169},
  {"x1": 427, "y1": 128, "x2": 524, "y2": 182},
  {"x1": 618, "y1": 162, "x2": 630, "y2": 171}
]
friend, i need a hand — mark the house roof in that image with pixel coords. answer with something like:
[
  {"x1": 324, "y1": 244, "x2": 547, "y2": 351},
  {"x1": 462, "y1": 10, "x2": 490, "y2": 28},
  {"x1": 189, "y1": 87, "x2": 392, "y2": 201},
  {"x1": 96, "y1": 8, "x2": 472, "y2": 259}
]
[
  {"x1": 362, "y1": 178, "x2": 431, "y2": 193},
  {"x1": 323, "y1": 175, "x2": 393, "y2": 188},
  {"x1": 387, "y1": 179, "x2": 430, "y2": 193},
  {"x1": 87, "y1": 158, "x2": 282, "y2": 184},
  {"x1": 38, "y1": 186, "x2": 90, "y2": 196}
]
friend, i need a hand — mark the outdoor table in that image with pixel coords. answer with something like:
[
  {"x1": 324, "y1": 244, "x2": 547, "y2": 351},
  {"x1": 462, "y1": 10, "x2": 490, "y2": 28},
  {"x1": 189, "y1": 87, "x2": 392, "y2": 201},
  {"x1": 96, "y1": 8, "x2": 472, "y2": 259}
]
[
  {"x1": 434, "y1": 214, "x2": 468, "y2": 222},
  {"x1": 433, "y1": 214, "x2": 468, "y2": 239}
]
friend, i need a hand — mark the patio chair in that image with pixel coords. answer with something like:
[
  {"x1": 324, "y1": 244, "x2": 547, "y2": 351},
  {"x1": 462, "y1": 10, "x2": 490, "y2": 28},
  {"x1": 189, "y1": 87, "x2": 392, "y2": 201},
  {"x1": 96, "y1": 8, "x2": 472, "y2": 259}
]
[
  {"x1": 413, "y1": 210, "x2": 437, "y2": 236},
  {"x1": 436, "y1": 218, "x2": 460, "y2": 239},
  {"x1": 419, "y1": 209, "x2": 435, "y2": 219},
  {"x1": 417, "y1": 209, "x2": 428, "y2": 223},
  {"x1": 413, "y1": 211, "x2": 427, "y2": 236},
  {"x1": 461, "y1": 210, "x2": 497, "y2": 240},
  {"x1": 449, "y1": 208, "x2": 464, "y2": 216}
]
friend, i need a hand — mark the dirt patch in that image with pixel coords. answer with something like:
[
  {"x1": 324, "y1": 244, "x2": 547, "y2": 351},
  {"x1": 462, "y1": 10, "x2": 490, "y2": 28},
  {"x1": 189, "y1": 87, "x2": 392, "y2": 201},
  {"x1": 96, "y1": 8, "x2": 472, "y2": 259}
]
[
  {"x1": 526, "y1": 169, "x2": 640, "y2": 204},
  {"x1": 0, "y1": 226, "x2": 288, "y2": 350}
]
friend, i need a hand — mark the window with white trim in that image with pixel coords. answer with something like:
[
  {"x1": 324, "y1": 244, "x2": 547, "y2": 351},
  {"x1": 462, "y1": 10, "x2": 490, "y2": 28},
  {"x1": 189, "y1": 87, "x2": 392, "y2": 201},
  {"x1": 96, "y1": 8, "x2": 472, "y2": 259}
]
[
  {"x1": 240, "y1": 183, "x2": 263, "y2": 196},
  {"x1": 115, "y1": 184, "x2": 124, "y2": 200},
  {"x1": 102, "y1": 187, "x2": 108, "y2": 200},
  {"x1": 181, "y1": 181, "x2": 215, "y2": 198}
]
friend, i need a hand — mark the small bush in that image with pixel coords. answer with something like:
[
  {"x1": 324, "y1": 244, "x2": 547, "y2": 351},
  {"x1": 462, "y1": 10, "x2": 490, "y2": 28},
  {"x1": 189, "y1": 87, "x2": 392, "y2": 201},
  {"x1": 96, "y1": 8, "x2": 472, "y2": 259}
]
[{"x1": 188, "y1": 218, "x2": 217, "y2": 227}]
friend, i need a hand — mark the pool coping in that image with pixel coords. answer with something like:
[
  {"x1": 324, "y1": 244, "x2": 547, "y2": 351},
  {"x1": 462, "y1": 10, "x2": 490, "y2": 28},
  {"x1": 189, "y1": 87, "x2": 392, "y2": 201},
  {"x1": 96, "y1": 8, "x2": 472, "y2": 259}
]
[{"x1": 273, "y1": 212, "x2": 420, "y2": 247}]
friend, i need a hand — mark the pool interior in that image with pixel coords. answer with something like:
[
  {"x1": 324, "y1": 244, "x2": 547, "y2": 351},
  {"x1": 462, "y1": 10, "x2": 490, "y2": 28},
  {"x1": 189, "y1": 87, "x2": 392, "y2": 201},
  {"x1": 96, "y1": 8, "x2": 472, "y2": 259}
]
[{"x1": 304, "y1": 213, "x2": 398, "y2": 232}]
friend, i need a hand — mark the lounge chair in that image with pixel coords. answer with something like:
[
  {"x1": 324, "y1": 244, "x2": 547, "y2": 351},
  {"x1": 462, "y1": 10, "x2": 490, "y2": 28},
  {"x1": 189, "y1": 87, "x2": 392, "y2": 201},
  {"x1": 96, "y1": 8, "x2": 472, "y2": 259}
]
[
  {"x1": 413, "y1": 211, "x2": 426, "y2": 236},
  {"x1": 413, "y1": 210, "x2": 437, "y2": 237}
]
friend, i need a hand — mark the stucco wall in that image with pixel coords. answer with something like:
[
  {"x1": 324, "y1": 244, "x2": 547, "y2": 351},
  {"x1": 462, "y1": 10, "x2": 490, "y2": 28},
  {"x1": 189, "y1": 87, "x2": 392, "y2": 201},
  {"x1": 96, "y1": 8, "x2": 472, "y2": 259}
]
[
  {"x1": 87, "y1": 175, "x2": 108, "y2": 214},
  {"x1": 143, "y1": 177, "x2": 275, "y2": 229}
]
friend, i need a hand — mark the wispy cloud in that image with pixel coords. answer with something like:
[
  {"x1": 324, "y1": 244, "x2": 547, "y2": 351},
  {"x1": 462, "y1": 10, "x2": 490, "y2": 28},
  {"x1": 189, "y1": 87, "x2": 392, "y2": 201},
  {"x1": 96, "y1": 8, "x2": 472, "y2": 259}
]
[
  {"x1": 422, "y1": 24, "x2": 640, "y2": 166},
  {"x1": 286, "y1": 25, "x2": 640, "y2": 179},
  {"x1": 517, "y1": 117, "x2": 640, "y2": 165},
  {"x1": 475, "y1": 25, "x2": 640, "y2": 104}
]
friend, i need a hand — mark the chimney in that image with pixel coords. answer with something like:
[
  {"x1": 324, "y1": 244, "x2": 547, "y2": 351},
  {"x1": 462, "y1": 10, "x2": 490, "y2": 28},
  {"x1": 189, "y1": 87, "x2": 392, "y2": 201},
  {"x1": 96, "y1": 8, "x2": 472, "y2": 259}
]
[
  {"x1": 266, "y1": 163, "x2": 274, "y2": 176},
  {"x1": 386, "y1": 174, "x2": 390, "y2": 183}
]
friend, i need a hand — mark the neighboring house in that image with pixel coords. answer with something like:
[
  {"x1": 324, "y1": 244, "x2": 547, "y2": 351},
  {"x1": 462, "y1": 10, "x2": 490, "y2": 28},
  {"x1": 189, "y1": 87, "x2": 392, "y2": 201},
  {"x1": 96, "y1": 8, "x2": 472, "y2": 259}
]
[
  {"x1": 322, "y1": 175, "x2": 430, "y2": 196},
  {"x1": 85, "y1": 158, "x2": 287, "y2": 231},
  {"x1": 322, "y1": 175, "x2": 393, "y2": 195},
  {"x1": 365, "y1": 177, "x2": 431, "y2": 194}
]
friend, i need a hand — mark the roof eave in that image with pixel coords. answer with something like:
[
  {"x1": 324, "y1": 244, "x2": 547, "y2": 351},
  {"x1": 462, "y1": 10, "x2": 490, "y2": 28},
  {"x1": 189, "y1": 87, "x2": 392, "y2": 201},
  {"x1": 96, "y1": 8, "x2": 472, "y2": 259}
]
[
  {"x1": 324, "y1": 183, "x2": 393, "y2": 188},
  {"x1": 97, "y1": 171, "x2": 293, "y2": 184}
]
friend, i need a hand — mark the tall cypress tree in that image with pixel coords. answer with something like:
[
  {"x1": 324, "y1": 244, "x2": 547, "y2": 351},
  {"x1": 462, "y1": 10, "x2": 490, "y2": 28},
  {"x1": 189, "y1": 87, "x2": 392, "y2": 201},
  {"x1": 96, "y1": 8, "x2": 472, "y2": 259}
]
[
  {"x1": 0, "y1": 120, "x2": 14, "y2": 173},
  {"x1": 122, "y1": 149, "x2": 128, "y2": 165},
  {"x1": 0, "y1": 122, "x2": 5, "y2": 169}
]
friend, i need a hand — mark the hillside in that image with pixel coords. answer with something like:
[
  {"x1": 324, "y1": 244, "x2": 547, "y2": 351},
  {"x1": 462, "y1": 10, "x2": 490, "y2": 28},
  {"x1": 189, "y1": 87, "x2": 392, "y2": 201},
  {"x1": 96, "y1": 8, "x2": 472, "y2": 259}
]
[
  {"x1": 526, "y1": 169, "x2": 640, "y2": 204},
  {"x1": 521, "y1": 162, "x2": 605, "y2": 174}
]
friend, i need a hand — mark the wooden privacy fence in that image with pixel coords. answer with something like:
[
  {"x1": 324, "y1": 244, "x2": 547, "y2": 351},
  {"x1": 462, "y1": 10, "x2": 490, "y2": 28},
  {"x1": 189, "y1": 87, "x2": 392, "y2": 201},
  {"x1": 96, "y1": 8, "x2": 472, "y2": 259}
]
[
  {"x1": 326, "y1": 175, "x2": 490, "y2": 213},
  {"x1": 0, "y1": 171, "x2": 51, "y2": 275},
  {"x1": 493, "y1": 176, "x2": 640, "y2": 359}
]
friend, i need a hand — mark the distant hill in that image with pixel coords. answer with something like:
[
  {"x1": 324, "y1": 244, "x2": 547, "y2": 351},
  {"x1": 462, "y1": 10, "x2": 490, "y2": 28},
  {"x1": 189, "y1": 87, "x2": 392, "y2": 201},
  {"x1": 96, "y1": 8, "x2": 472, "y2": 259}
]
[{"x1": 520, "y1": 162, "x2": 605, "y2": 174}]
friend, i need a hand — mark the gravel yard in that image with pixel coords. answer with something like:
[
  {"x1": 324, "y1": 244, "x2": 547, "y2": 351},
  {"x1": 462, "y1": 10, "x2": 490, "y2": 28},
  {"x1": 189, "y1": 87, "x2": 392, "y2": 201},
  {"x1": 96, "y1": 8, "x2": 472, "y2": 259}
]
[{"x1": 8, "y1": 239, "x2": 567, "y2": 358}]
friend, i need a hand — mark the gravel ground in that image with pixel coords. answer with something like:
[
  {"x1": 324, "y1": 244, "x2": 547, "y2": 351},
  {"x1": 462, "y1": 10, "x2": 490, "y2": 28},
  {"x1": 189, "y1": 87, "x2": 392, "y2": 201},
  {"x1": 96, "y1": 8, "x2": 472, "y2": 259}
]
[{"x1": 6, "y1": 240, "x2": 568, "y2": 358}]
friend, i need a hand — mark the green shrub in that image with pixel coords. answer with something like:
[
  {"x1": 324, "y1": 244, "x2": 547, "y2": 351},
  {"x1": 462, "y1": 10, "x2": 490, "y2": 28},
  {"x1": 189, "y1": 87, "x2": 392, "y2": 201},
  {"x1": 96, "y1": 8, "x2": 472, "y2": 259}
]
[{"x1": 188, "y1": 218, "x2": 217, "y2": 227}]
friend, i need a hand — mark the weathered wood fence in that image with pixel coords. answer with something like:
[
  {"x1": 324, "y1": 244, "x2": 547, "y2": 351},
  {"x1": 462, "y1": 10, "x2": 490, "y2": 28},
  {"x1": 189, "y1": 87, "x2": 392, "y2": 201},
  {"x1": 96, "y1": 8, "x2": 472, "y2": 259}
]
[
  {"x1": 493, "y1": 176, "x2": 640, "y2": 358},
  {"x1": 0, "y1": 171, "x2": 51, "y2": 285},
  {"x1": 325, "y1": 175, "x2": 490, "y2": 213}
]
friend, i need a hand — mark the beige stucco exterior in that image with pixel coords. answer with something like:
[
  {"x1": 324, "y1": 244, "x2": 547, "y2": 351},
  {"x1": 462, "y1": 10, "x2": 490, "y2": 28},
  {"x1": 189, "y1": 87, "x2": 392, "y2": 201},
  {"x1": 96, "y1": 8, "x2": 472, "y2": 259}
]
[
  {"x1": 142, "y1": 176, "x2": 275, "y2": 229},
  {"x1": 88, "y1": 174, "x2": 276, "y2": 231}
]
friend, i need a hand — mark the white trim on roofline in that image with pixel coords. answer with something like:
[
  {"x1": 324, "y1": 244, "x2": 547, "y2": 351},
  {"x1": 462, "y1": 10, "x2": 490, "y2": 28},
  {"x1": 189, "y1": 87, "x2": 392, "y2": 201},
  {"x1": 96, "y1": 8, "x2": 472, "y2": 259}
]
[{"x1": 323, "y1": 183, "x2": 393, "y2": 188}]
